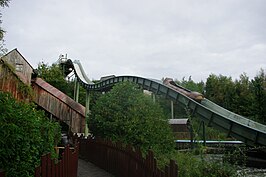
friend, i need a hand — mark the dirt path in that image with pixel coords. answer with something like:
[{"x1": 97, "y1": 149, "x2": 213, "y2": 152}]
[{"x1": 78, "y1": 158, "x2": 114, "y2": 177}]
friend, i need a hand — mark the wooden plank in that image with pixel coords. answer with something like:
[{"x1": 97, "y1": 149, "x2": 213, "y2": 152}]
[{"x1": 41, "y1": 155, "x2": 47, "y2": 177}]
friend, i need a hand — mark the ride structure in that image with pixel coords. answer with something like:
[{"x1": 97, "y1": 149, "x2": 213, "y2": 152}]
[{"x1": 61, "y1": 59, "x2": 266, "y2": 147}]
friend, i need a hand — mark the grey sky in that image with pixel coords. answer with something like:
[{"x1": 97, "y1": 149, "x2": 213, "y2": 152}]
[{"x1": 2, "y1": 0, "x2": 266, "y2": 81}]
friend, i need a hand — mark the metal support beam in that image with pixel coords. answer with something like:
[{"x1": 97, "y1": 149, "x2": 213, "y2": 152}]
[
  {"x1": 189, "y1": 121, "x2": 194, "y2": 149},
  {"x1": 171, "y1": 101, "x2": 174, "y2": 119},
  {"x1": 85, "y1": 90, "x2": 90, "y2": 136},
  {"x1": 202, "y1": 121, "x2": 206, "y2": 146},
  {"x1": 74, "y1": 78, "x2": 80, "y2": 102}
]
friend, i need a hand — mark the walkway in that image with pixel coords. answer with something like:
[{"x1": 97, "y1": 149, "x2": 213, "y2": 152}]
[{"x1": 78, "y1": 158, "x2": 114, "y2": 177}]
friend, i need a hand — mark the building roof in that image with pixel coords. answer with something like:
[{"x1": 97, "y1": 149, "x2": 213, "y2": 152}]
[
  {"x1": 1, "y1": 48, "x2": 35, "y2": 70},
  {"x1": 168, "y1": 119, "x2": 189, "y2": 125}
]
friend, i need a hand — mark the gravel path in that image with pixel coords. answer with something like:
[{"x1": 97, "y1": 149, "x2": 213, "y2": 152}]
[{"x1": 78, "y1": 158, "x2": 114, "y2": 177}]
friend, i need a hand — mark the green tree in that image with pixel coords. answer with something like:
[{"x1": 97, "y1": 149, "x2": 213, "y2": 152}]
[
  {"x1": 175, "y1": 76, "x2": 205, "y2": 94},
  {"x1": 0, "y1": 0, "x2": 10, "y2": 56},
  {"x1": 0, "y1": 0, "x2": 10, "y2": 8},
  {"x1": 232, "y1": 73, "x2": 254, "y2": 117},
  {"x1": 36, "y1": 62, "x2": 88, "y2": 106},
  {"x1": 37, "y1": 62, "x2": 72, "y2": 93},
  {"x1": 0, "y1": 92, "x2": 61, "y2": 177},
  {"x1": 205, "y1": 74, "x2": 235, "y2": 110},
  {"x1": 90, "y1": 81, "x2": 175, "y2": 156},
  {"x1": 250, "y1": 69, "x2": 266, "y2": 123},
  {"x1": 205, "y1": 71, "x2": 266, "y2": 124}
]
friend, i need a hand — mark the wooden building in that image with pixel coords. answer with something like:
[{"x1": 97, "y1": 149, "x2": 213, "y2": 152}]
[
  {"x1": 169, "y1": 119, "x2": 190, "y2": 139},
  {"x1": 1, "y1": 48, "x2": 34, "y2": 85},
  {"x1": 0, "y1": 49, "x2": 85, "y2": 133}
]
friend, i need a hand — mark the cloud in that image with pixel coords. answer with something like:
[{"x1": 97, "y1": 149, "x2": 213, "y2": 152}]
[{"x1": 1, "y1": 0, "x2": 266, "y2": 82}]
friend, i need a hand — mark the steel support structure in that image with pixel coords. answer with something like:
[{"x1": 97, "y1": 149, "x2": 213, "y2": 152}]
[
  {"x1": 74, "y1": 78, "x2": 80, "y2": 102},
  {"x1": 85, "y1": 90, "x2": 90, "y2": 136},
  {"x1": 171, "y1": 100, "x2": 174, "y2": 119}
]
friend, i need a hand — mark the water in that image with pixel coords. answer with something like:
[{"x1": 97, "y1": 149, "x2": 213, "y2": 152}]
[
  {"x1": 237, "y1": 167, "x2": 266, "y2": 177},
  {"x1": 198, "y1": 154, "x2": 266, "y2": 176}
]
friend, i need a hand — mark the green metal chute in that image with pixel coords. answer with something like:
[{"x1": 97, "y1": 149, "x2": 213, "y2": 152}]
[{"x1": 63, "y1": 59, "x2": 266, "y2": 146}]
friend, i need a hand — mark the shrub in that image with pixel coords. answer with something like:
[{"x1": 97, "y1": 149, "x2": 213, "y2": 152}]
[
  {"x1": 173, "y1": 152, "x2": 237, "y2": 177},
  {"x1": 0, "y1": 92, "x2": 61, "y2": 177},
  {"x1": 90, "y1": 81, "x2": 175, "y2": 156}
]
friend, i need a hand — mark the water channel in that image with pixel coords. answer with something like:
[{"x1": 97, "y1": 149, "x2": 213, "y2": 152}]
[{"x1": 200, "y1": 153, "x2": 266, "y2": 176}]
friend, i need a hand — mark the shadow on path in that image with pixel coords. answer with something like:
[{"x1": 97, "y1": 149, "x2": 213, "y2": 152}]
[{"x1": 78, "y1": 158, "x2": 114, "y2": 177}]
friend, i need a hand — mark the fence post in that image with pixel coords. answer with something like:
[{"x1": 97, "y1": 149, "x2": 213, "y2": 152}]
[
  {"x1": 61, "y1": 151, "x2": 65, "y2": 177},
  {"x1": 35, "y1": 166, "x2": 41, "y2": 177},
  {"x1": 0, "y1": 169, "x2": 5, "y2": 177},
  {"x1": 47, "y1": 154, "x2": 52, "y2": 177},
  {"x1": 41, "y1": 154, "x2": 47, "y2": 177},
  {"x1": 170, "y1": 160, "x2": 178, "y2": 177},
  {"x1": 165, "y1": 165, "x2": 170, "y2": 177},
  {"x1": 51, "y1": 160, "x2": 56, "y2": 177}
]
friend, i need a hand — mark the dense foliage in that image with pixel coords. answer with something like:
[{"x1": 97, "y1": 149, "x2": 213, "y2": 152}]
[
  {"x1": 172, "y1": 152, "x2": 237, "y2": 177},
  {"x1": 0, "y1": 0, "x2": 10, "y2": 56},
  {"x1": 90, "y1": 81, "x2": 175, "y2": 156},
  {"x1": 205, "y1": 70, "x2": 266, "y2": 124},
  {"x1": 0, "y1": 92, "x2": 61, "y2": 177},
  {"x1": 37, "y1": 62, "x2": 74, "y2": 96},
  {"x1": 89, "y1": 82, "x2": 237, "y2": 176},
  {"x1": 171, "y1": 70, "x2": 266, "y2": 124},
  {"x1": 0, "y1": 0, "x2": 10, "y2": 40},
  {"x1": 175, "y1": 76, "x2": 205, "y2": 94}
]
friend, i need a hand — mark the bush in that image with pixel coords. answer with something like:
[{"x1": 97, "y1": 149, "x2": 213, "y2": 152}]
[
  {"x1": 90, "y1": 81, "x2": 175, "y2": 156},
  {"x1": 0, "y1": 92, "x2": 61, "y2": 177},
  {"x1": 89, "y1": 82, "x2": 238, "y2": 175},
  {"x1": 173, "y1": 152, "x2": 237, "y2": 177}
]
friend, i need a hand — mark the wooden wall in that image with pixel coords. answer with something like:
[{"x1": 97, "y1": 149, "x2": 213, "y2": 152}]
[
  {"x1": 2, "y1": 49, "x2": 34, "y2": 85},
  {"x1": 32, "y1": 78, "x2": 85, "y2": 133},
  {"x1": 0, "y1": 60, "x2": 31, "y2": 101}
]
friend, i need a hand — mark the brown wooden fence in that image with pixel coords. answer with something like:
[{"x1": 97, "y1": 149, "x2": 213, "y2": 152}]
[
  {"x1": 75, "y1": 135, "x2": 178, "y2": 177},
  {"x1": 0, "y1": 170, "x2": 5, "y2": 177},
  {"x1": 0, "y1": 144, "x2": 79, "y2": 177}
]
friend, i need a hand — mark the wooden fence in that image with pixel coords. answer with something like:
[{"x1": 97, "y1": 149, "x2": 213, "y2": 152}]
[
  {"x1": 75, "y1": 135, "x2": 178, "y2": 177},
  {"x1": 0, "y1": 144, "x2": 79, "y2": 177}
]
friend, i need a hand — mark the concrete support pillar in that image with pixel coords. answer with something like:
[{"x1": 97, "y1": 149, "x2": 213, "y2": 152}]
[
  {"x1": 74, "y1": 78, "x2": 80, "y2": 102},
  {"x1": 152, "y1": 93, "x2": 156, "y2": 103},
  {"x1": 85, "y1": 90, "x2": 90, "y2": 136},
  {"x1": 171, "y1": 100, "x2": 174, "y2": 119}
]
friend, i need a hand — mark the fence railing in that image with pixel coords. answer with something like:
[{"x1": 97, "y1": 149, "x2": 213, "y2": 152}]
[
  {"x1": 75, "y1": 135, "x2": 178, "y2": 177},
  {"x1": 0, "y1": 143, "x2": 79, "y2": 177}
]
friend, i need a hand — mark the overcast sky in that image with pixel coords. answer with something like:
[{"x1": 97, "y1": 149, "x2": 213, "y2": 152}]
[{"x1": 1, "y1": 0, "x2": 266, "y2": 81}]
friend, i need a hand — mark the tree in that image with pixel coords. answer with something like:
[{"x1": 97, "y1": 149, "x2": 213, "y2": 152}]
[
  {"x1": 0, "y1": 0, "x2": 10, "y2": 55},
  {"x1": 175, "y1": 76, "x2": 205, "y2": 94},
  {"x1": 90, "y1": 81, "x2": 175, "y2": 156},
  {"x1": 250, "y1": 69, "x2": 266, "y2": 123},
  {"x1": 0, "y1": 0, "x2": 10, "y2": 8},
  {"x1": 0, "y1": 92, "x2": 60, "y2": 177},
  {"x1": 205, "y1": 74, "x2": 235, "y2": 110},
  {"x1": 37, "y1": 62, "x2": 74, "y2": 96},
  {"x1": 232, "y1": 73, "x2": 254, "y2": 117}
]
